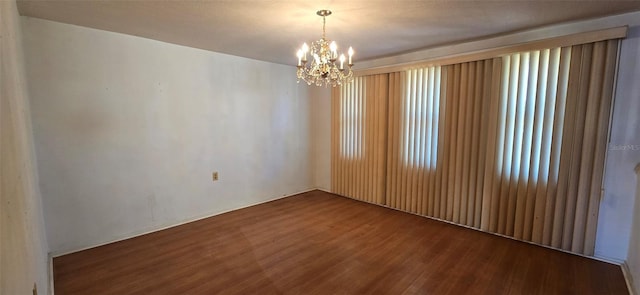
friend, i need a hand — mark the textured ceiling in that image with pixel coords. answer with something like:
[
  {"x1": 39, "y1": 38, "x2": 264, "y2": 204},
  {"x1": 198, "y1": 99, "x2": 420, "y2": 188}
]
[{"x1": 17, "y1": 0, "x2": 640, "y2": 66}]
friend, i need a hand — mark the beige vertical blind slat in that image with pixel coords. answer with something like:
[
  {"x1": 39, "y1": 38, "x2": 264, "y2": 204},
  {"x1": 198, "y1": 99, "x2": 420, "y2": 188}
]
[
  {"x1": 425, "y1": 68, "x2": 435, "y2": 215},
  {"x1": 453, "y1": 63, "x2": 466, "y2": 223},
  {"x1": 363, "y1": 77, "x2": 371, "y2": 202},
  {"x1": 465, "y1": 62, "x2": 481, "y2": 226},
  {"x1": 436, "y1": 67, "x2": 451, "y2": 219},
  {"x1": 427, "y1": 67, "x2": 438, "y2": 216},
  {"x1": 416, "y1": 69, "x2": 426, "y2": 214},
  {"x1": 433, "y1": 69, "x2": 447, "y2": 218},
  {"x1": 346, "y1": 80, "x2": 354, "y2": 198},
  {"x1": 355, "y1": 79, "x2": 362, "y2": 198},
  {"x1": 344, "y1": 81, "x2": 351, "y2": 197},
  {"x1": 398, "y1": 73, "x2": 407, "y2": 209},
  {"x1": 373, "y1": 74, "x2": 389, "y2": 204},
  {"x1": 341, "y1": 81, "x2": 348, "y2": 195},
  {"x1": 385, "y1": 73, "x2": 394, "y2": 207},
  {"x1": 415, "y1": 69, "x2": 425, "y2": 215},
  {"x1": 446, "y1": 64, "x2": 459, "y2": 221},
  {"x1": 459, "y1": 62, "x2": 472, "y2": 225},
  {"x1": 358, "y1": 83, "x2": 365, "y2": 201},
  {"x1": 356, "y1": 79, "x2": 361, "y2": 198},
  {"x1": 386, "y1": 73, "x2": 399, "y2": 207},
  {"x1": 335, "y1": 83, "x2": 341, "y2": 194},
  {"x1": 410, "y1": 70, "x2": 419, "y2": 212}
]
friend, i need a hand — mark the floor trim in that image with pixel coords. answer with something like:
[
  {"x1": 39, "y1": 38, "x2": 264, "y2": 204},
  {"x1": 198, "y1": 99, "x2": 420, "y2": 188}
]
[
  {"x1": 51, "y1": 188, "x2": 318, "y2": 257},
  {"x1": 622, "y1": 261, "x2": 637, "y2": 295},
  {"x1": 48, "y1": 254, "x2": 54, "y2": 295}
]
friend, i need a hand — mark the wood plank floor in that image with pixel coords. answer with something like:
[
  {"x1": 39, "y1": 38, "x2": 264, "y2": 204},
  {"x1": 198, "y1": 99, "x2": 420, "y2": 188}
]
[{"x1": 53, "y1": 190, "x2": 629, "y2": 294}]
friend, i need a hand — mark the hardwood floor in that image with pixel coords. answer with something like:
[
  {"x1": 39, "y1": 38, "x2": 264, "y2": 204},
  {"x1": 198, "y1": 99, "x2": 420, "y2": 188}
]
[{"x1": 53, "y1": 190, "x2": 629, "y2": 294}]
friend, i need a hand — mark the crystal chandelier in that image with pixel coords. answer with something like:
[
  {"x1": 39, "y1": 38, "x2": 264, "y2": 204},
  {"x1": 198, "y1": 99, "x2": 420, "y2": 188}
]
[{"x1": 296, "y1": 10, "x2": 354, "y2": 87}]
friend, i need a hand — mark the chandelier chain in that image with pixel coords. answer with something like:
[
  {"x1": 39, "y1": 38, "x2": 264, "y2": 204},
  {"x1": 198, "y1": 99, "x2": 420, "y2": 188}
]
[{"x1": 322, "y1": 16, "x2": 326, "y2": 39}]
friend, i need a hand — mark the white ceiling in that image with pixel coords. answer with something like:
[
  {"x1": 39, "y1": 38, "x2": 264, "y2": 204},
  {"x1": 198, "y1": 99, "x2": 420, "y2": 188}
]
[{"x1": 17, "y1": 0, "x2": 640, "y2": 66}]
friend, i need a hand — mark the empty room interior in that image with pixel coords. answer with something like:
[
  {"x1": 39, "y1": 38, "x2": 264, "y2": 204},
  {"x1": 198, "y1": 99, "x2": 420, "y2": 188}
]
[{"x1": 3, "y1": 0, "x2": 640, "y2": 294}]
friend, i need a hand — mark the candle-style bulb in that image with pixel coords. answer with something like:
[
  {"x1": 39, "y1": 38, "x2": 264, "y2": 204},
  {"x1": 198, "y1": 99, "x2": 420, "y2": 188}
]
[
  {"x1": 339, "y1": 54, "x2": 346, "y2": 69},
  {"x1": 302, "y1": 43, "x2": 309, "y2": 61},
  {"x1": 296, "y1": 49, "x2": 303, "y2": 66},
  {"x1": 329, "y1": 41, "x2": 337, "y2": 59},
  {"x1": 348, "y1": 46, "x2": 354, "y2": 64}
]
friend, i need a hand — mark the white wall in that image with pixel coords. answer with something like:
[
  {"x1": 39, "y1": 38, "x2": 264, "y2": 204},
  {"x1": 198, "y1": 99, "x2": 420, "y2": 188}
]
[
  {"x1": 310, "y1": 86, "x2": 331, "y2": 191},
  {"x1": 0, "y1": 1, "x2": 50, "y2": 294},
  {"x1": 22, "y1": 17, "x2": 313, "y2": 255},
  {"x1": 597, "y1": 25, "x2": 640, "y2": 262}
]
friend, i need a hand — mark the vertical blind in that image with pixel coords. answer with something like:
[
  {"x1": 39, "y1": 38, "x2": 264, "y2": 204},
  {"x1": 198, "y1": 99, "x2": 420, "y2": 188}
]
[
  {"x1": 331, "y1": 40, "x2": 620, "y2": 255},
  {"x1": 385, "y1": 68, "x2": 444, "y2": 216},
  {"x1": 482, "y1": 47, "x2": 572, "y2": 245},
  {"x1": 556, "y1": 40, "x2": 619, "y2": 254},
  {"x1": 332, "y1": 75, "x2": 388, "y2": 205}
]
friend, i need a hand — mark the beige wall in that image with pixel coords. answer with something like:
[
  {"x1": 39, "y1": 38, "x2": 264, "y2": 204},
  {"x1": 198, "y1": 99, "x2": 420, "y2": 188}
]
[
  {"x1": 0, "y1": 1, "x2": 50, "y2": 294},
  {"x1": 22, "y1": 17, "x2": 313, "y2": 255}
]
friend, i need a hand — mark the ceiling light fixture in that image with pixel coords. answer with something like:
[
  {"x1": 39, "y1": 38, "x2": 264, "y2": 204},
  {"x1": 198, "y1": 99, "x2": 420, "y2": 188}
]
[{"x1": 296, "y1": 10, "x2": 354, "y2": 87}]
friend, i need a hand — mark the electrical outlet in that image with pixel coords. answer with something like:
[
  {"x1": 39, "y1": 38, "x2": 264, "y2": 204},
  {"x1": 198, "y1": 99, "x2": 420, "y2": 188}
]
[{"x1": 212, "y1": 172, "x2": 219, "y2": 181}]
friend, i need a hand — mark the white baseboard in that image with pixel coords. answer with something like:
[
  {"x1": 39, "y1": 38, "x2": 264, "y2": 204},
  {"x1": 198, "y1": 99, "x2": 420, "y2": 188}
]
[
  {"x1": 314, "y1": 187, "x2": 332, "y2": 193},
  {"x1": 622, "y1": 261, "x2": 637, "y2": 295},
  {"x1": 51, "y1": 188, "x2": 318, "y2": 257},
  {"x1": 48, "y1": 254, "x2": 54, "y2": 295}
]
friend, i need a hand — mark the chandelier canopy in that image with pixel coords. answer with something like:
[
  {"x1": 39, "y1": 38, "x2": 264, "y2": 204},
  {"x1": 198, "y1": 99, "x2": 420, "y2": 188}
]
[{"x1": 296, "y1": 10, "x2": 354, "y2": 87}]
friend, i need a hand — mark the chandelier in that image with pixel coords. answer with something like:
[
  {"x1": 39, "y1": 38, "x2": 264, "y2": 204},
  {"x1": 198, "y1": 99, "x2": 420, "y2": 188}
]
[{"x1": 296, "y1": 10, "x2": 354, "y2": 87}]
